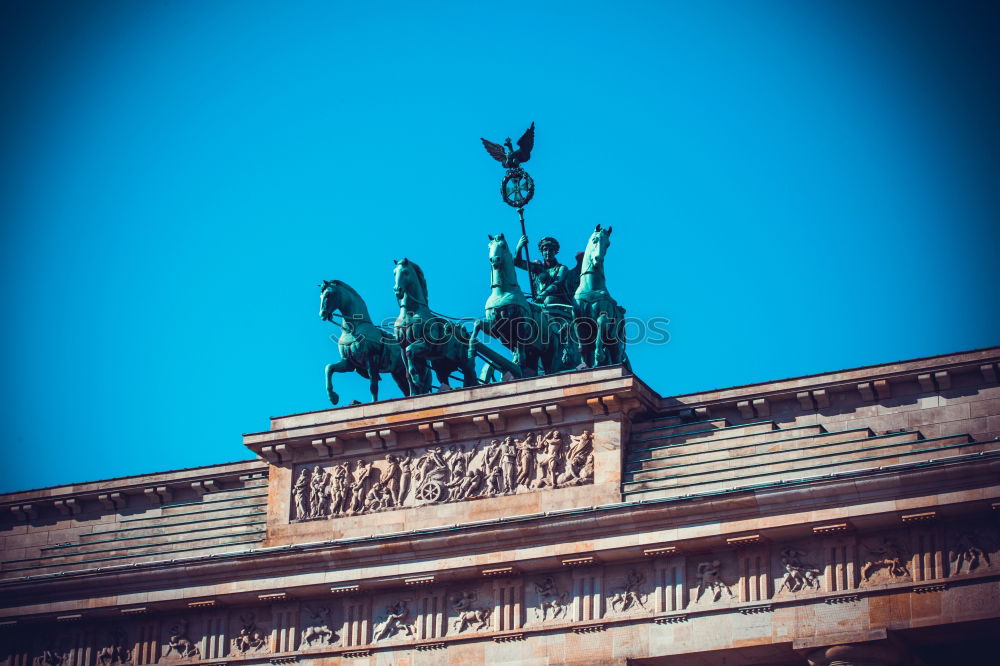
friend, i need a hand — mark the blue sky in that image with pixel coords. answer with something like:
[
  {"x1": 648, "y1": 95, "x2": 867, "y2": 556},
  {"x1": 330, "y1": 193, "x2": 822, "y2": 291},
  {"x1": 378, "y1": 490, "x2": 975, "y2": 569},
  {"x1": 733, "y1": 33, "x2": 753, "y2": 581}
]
[{"x1": 1, "y1": 1, "x2": 997, "y2": 492}]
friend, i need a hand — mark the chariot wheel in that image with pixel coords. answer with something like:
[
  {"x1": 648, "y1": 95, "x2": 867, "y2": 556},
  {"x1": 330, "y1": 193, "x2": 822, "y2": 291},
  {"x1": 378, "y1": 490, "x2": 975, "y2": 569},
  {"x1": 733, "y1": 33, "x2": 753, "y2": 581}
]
[
  {"x1": 501, "y1": 169, "x2": 534, "y2": 208},
  {"x1": 415, "y1": 479, "x2": 446, "y2": 503}
]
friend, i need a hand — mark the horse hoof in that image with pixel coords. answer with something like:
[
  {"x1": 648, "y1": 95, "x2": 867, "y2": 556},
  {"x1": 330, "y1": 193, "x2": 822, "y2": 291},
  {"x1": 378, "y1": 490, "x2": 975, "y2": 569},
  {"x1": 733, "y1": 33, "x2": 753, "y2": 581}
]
[{"x1": 328, "y1": 392, "x2": 340, "y2": 405}]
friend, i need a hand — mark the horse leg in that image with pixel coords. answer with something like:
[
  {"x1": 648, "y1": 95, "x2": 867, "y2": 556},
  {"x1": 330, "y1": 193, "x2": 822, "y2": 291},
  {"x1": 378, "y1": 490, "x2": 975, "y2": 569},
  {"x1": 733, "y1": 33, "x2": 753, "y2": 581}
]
[
  {"x1": 595, "y1": 312, "x2": 610, "y2": 367},
  {"x1": 521, "y1": 345, "x2": 539, "y2": 377},
  {"x1": 460, "y1": 354, "x2": 479, "y2": 387},
  {"x1": 434, "y1": 360, "x2": 453, "y2": 391},
  {"x1": 390, "y1": 357, "x2": 412, "y2": 397},
  {"x1": 406, "y1": 340, "x2": 432, "y2": 394},
  {"x1": 449, "y1": 337, "x2": 479, "y2": 387},
  {"x1": 325, "y1": 359, "x2": 353, "y2": 405},
  {"x1": 366, "y1": 354, "x2": 382, "y2": 403},
  {"x1": 607, "y1": 317, "x2": 625, "y2": 365},
  {"x1": 575, "y1": 318, "x2": 594, "y2": 368}
]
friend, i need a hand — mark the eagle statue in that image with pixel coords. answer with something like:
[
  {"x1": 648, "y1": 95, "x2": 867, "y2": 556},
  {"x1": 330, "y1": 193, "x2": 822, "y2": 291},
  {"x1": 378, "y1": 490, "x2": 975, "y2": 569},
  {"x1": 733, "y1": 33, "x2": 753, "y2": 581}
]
[{"x1": 481, "y1": 122, "x2": 535, "y2": 170}]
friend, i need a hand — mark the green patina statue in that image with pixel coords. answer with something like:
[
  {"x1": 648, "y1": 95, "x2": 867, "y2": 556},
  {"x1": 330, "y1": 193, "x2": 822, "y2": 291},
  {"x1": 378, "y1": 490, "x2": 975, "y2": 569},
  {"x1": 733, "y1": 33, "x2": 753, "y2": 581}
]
[
  {"x1": 573, "y1": 225, "x2": 629, "y2": 369},
  {"x1": 318, "y1": 280, "x2": 411, "y2": 405},
  {"x1": 469, "y1": 233, "x2": 581, "y2": 378},
  {"x1": 393, "y1": 258, "x2": 479, "y2": 395},
  {"x1": 513, "y1": 234, "x2": 581, "y2": 312},
  {"x1": 315, "y1": 124, "x2": 631, "y2": 407}
]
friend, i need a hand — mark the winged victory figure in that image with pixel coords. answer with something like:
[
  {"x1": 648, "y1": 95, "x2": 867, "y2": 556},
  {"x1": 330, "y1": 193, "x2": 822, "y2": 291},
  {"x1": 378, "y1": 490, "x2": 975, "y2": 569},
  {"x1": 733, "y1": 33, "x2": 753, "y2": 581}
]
[{"x1": 481, "y1": 122, "x2": 535, "y2": 170}]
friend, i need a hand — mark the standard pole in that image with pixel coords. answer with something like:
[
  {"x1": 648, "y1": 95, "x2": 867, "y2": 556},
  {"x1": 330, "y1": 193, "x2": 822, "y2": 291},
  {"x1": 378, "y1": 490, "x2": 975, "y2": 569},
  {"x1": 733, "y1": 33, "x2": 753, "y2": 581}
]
[{"x1": 518, "y1": 206, "x2": 537, "y2": 301}]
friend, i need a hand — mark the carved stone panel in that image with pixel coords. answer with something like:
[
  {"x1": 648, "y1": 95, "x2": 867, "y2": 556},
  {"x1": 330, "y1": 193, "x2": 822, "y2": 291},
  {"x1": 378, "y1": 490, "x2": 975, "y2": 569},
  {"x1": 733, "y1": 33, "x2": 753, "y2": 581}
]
[
  {"x1": 229, "y1": 613, "x2": 268, "y2": 656},
  {"x1": 525, "y1": 573, "x2": 572, "y2": 625},
  {"x1": 94, "y1": 628, "x2": 130, "y2": 666},
  {"x1": 159, "y1": 620, "x2": 200, "y2": 662},
  {"x1": 606, "y1": 566, "x2": 652, "y2": 617},
  {"x1": 688, "y1": 556, "x2": 737, "y2": 608},
  {"x1": 774, "y1": 545, "x2": 822, "y2": 597},
  {"x1": 447, "y1": 584, "x2": 494, "y2": 635},
  {"x1": 370, "y1": 596, "x2": 416, "y2": 645},
  {"x1": 299, "y1": 605, "x2": 339, "y2": 650},
  {"x1": 290, "y1": 428, "x2": 595, "y2": 521},
  {"x1": 948, "y1": 524, "x2": 997, "y2": 576},
  {"x1": 859, "y1": 533, "x2": 911, "y2": 586}
]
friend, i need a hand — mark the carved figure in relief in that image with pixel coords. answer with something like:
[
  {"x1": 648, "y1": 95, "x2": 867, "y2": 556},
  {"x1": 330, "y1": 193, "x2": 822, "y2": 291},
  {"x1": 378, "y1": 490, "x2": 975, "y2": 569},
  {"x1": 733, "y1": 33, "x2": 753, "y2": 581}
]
[
  {"x1": 372, "y1": 601, "x2": 415, "y2": 642},
  {"x1": 579, "y1": 453, "x2": 594, "y2": 481},
  {"x1": 292, "y1": 468, "x2": 310, "y2": 519},
  {"x1": 536, "y1": 429, "x2": 564, "y2": 488},
  {"x1": 558, "y1": 431, "x2": 594, "y2": 485},
  {"x1": 450, "y1": 591, "x2": 492, "y2": 633},
  {"x1": 398, "y1": 449, "x2": 414, "y2": 504},
  {"x1": 778, "y1": 548, "x2": 821, "y2": 593},
  {"x1": 951, "y1": 532, "x2": 991, "y2": 574},
  {"x1": 499, "y1": 437, "x2": 517, "y2": 493},
  {"x1": 534, "y1": 576, "x2": 569, "y2": 621},
  {"x1": 308, "y1": 466, "x2": 329, "y2": 518},
  {"x1": 301, "y1": 606, "x2": 338, "y2": 647},
  {"x1": 451, "y1": 467, "x2": 485, "y2": 501},
  {"x1": 516, "y1": 432, "x2": 541, "y2": 488},
  {"x1": 350, "y1": 459, "x2": 376, "y2": 513},
  {"x1": 231, "y1": 614, "x2": 267, "y2": 653},
  {"x1": 382, "y1": 454, "x2": 403, "y2": 506},
  {"x1": 695, "y1": 561, "x2": 734, "y2": 602},
  {"x1": 862, "y1": 538, "x2": 909, "y2": 582},
  {"x1": 329, "y1": 463, "x2": 350, "y2": 515},
  {"x1": 609, "y1": 569, "x2": 649, "y2": 613},
  {"x1": 164, "y1": 621, "x2": 199, "y2": 659},
  {"x1": 482, "y1": 439, "x2": 502, "y2": 494},
  {"x1": 96, "y1": 628, "x2": 131, "y2": 666},
  {"x1": 446, "y1": 443, "x2": 470, "y2": 480},
  {"x1": 363, "y1": 481, "x2": 391, "y2": 512}
]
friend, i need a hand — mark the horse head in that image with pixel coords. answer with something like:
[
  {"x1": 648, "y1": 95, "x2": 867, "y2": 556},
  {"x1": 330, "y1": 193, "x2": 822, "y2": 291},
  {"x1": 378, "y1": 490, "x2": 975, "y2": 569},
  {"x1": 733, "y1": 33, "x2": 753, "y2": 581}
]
[
  {"x1": 319, "y1": 280, "x2": 339, "y2": 321},
  {"x1": 393, "y1": 257, "x2": 428, "y2": 308},
  {"x1": 583, "y1": 224, "x2": 612, "y2": 273},
  {"x1": 487, "y1": 233, "x2": 510, "y2": 269}
]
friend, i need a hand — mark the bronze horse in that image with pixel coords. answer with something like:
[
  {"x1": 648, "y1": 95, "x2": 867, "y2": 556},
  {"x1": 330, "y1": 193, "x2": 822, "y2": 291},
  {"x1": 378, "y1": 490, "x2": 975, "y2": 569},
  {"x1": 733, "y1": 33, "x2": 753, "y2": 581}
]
[{"x1": 319, "y1": 280, "x2": 410, "y2": 405}]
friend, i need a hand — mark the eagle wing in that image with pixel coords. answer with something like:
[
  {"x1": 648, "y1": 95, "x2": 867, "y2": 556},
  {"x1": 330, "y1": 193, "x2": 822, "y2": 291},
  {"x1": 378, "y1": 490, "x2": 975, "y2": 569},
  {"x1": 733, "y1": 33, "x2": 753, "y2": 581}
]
[
  {"x1": 480, "y1": 138, "x2": 507, "y2": 163},
  {"x1": 512, "y1": 122, "x2": 535, "y2": 164}
]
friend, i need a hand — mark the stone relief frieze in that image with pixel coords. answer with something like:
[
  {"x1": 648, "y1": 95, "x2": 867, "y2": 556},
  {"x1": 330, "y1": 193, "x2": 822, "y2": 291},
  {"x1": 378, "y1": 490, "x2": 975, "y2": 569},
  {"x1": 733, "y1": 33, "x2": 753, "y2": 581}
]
[
  {"x1": 372, "y1": 600, "x2": 416, "y2": 642},
  {"x1": 291, "y1": 429, "x2": 595, "y2": 521},
  {"x1": 162, "y1": 620, "x2": 199, "y2": 660},
  {"x1": 532, "y1": 575, "x2": 570, "y2": 622},
  {"x1": 300, "y1": 606, "x2": 339, "y2": 648},
  {"x1": 777, "y1": 547, "x2": 822, "y2": 594},
  {"x1": 694, "y1": 560, "x2": 734, "y2": 603},
  {"x1": 449, "y1": 591, "x2": 492, "y2": 633},
  {"x1": 609, "y1": 569, "x2": 649, "y2": 614},
  {"x1": 861, "y1": 538, "x2": 910, "y2": 584}
]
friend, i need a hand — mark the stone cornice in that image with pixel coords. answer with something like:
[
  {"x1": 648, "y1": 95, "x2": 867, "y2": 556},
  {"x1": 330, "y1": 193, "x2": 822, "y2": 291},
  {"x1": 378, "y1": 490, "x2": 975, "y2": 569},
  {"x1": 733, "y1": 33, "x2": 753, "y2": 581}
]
[
  {"x1": 658, "y1": 346, "x2": 1000, "y2": 417},
  {"x1": 0, "y1": 460, "x2": 267, "y2": 511},
  {"x1": 242, "y1": 366, "x2": 656, "y2": 455}
]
